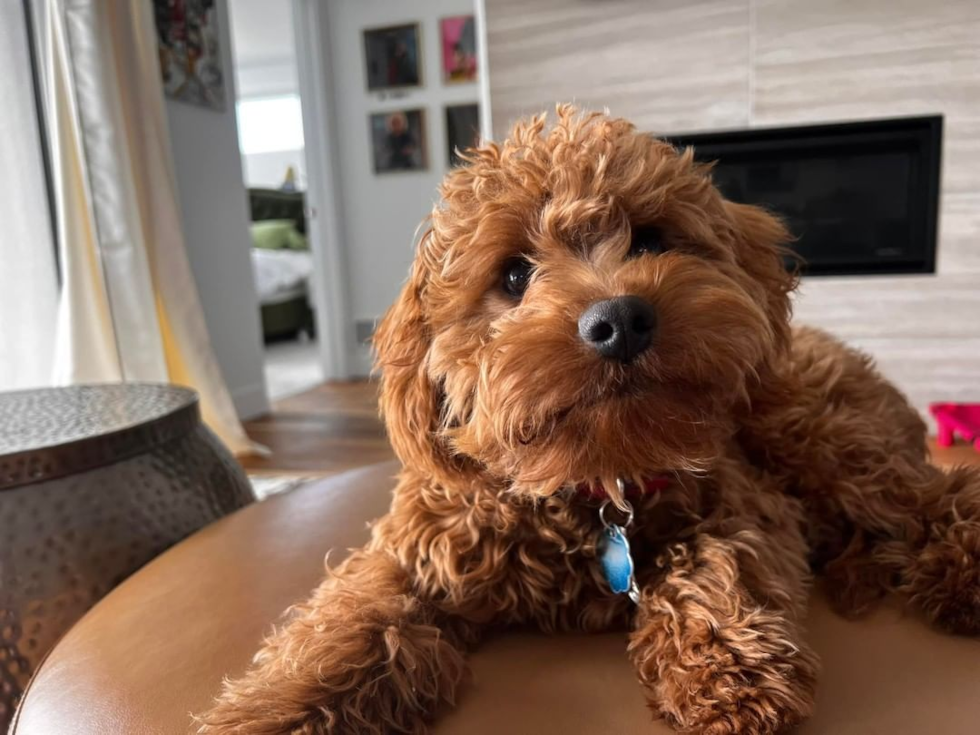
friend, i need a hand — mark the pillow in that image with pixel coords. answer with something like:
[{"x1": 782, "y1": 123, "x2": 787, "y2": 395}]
[
  {"x1": 250, "y1": 219, "x2": 298, "y2": 250},
  {"x1": 284, "y1": 227, "x2": 309, "y2": 251}
]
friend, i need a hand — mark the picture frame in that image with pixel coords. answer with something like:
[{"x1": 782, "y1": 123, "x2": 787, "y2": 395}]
[
  {"x1": 369, "y1": 109, "x2": 428, "y2": 174},
  {"x1": 363, "y1": 23, "x2": 422, "y2": 92},
  {"x1": 152, "y1": 0, "x2": 226, "y2": 110},
  {"x1": 445, "y1": 103, "x2": 481, "y2": 167},
  {"x1": 440, "y1": 15, "x2": 478, "y2": 84}
]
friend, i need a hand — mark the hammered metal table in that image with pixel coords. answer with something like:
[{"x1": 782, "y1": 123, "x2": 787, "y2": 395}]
[{"x1": 0, "y1": 384, "x2": 254, "y2": 728}]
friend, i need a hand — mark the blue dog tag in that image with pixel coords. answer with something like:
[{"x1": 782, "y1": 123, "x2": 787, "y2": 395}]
[{"x1": 598, "y1": 512, "x2": 641, "y2": 604}]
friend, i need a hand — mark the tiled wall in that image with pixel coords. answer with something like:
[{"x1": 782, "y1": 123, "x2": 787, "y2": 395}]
[{"x1": 485, "y1": 0, "x2": 980, "y2": 421}]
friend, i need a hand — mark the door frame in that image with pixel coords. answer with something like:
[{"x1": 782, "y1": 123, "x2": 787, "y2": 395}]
[
  {"x1": 474, "y1": 0, "x2": 493, "y2": 140},
  {"x1": 292, "y1": 0, "x2": 352, "y2": 380}
]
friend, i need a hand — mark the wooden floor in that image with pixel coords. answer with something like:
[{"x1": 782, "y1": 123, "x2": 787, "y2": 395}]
[
  {"x1": 241, "y1": 380, "x2": 393, "y2": 476},
  {"x1": 242, "y1": 380, "x2": 979, "y2": 474},
  {"x1": 931, "y1": 440, "x2": 980, "y2": 469}
]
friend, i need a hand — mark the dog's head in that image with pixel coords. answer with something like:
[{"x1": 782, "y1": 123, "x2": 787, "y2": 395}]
[{"x1": 375, "y1": 107, "x2": 796, "y2": 497}]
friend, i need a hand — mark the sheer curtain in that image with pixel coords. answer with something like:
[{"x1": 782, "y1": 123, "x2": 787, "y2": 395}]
[
  {"x1": 35, "y1": 0, "x2": 259, "y2": 455},
  {"x1": 0, "y1": 1, "x2": 59, "y2": 391}
]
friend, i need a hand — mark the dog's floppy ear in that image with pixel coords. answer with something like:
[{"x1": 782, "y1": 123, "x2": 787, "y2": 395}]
[
  {"x1": 724, "y1": 201, "x2": 798, "y2": 349},
  {"x1": 374, "y1": 230, "x2": 471, "y2": 485}
]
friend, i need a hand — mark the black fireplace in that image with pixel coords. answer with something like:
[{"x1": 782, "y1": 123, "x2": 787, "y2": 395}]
[{"x1": 667, "y1": 116, "x2": 942, "y2": 276}]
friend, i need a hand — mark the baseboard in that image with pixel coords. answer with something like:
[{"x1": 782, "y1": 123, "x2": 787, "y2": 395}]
[
  {"x1": 230, "y1": 381, "x2": 270, "y2": 420},
  {"x1": 349, "y1": 344, "x2": 374, "y2": 378}
]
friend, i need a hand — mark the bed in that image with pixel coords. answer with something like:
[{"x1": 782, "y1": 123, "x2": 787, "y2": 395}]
[{"x1": 248, "y1": 188, "x2": 316, "y2": 341}]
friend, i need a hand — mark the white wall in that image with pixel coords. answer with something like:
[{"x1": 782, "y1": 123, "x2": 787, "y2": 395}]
[
  {"x1": 166, "y1": 0, "x2": 269, "y2": 418},
  {"x1": 229, "y1": 0, "x2": 300, "y2": 92},
  {"x1": 323, "y1": 0, "x2": 480, "y2": 373},
  {"x1": 236, "y1": 59, "x2": 299, "y2": 98}
]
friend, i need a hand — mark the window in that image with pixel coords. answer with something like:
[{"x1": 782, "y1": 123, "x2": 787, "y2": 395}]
[{"x1": 236, "y1": 94, "x2": 305, "y2": 154}]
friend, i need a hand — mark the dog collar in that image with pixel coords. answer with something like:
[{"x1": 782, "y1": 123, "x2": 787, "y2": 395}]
[{"x1": 576, "y1": 475, "x2": 670, "y2": 500}]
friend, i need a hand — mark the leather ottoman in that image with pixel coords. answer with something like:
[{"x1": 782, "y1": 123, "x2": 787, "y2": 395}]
[{"x1": 11, "y1": 462, "x2": 980, "y2": 734}]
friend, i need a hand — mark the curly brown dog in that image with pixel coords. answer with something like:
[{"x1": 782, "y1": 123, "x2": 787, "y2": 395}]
[{"x1": 199, "y1": 107, "x2": 980, "y2": 734}]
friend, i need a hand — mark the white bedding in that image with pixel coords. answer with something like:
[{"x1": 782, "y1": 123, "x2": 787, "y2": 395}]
[{"x1": 251, "y1": 249, "x2": 314, "y2": 305}]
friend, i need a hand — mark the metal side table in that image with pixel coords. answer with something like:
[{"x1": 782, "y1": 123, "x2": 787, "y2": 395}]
[{"x1": 0, "y1": 384, "x2": 254, "y2": 728}]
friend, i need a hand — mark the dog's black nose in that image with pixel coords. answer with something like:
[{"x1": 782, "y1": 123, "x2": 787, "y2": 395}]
[{"x1": 578, "y1": 296, "x2": 657, "y2": 363}]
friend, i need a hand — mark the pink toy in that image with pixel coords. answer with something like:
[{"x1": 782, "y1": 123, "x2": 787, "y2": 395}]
[{"x1": 930, "y1": 402, "x2": 980, "y2": 451}]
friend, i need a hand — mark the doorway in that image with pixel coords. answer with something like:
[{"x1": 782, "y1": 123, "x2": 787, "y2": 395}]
[{"x1": 229, "y1": 0, "x2": 323, "y2": 401}]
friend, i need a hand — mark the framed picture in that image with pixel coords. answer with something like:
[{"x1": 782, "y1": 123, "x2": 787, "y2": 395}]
[
  {"x1": 152, "y1": 0, "x2": 226, "y2": 110},
  {"x1": 445, "y1": 104, "x2": 480, "y2": 167},
  {"x1": 363, "y1": 23, "x2": 421, "y2": 92},
  {"x1": 440, "y1": 15, "x2": 477, "y2": 83},
  {"x1": 369, "y1": 109, "x2": 427, "y2": 173}
]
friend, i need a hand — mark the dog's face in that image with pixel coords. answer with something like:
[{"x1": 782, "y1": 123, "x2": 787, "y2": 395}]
[{"x1": 375, "y1": 108, "x2": 795, "y2": 496}]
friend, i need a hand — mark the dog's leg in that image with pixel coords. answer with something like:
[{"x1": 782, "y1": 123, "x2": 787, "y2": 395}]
[
  {"x1": 628, "y1": 487, "x2": 819, "y2": 735},
  {"x1": 743, "y1": 328, "x2": 980, "y2": 635},
  {"x1": 895, "y1": 464, "x2": 980, "y2": 635},
  {"x1": 817, "y1": 458, "x2": 980, "y2": 636},
  {"x1": 196, "y1": 549, "x2": 472, "y2": 735}
]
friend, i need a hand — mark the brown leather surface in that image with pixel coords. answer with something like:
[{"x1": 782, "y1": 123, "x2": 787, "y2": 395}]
[{"x1": 13, "y1": 461, "x2": 980, "y2": 734}]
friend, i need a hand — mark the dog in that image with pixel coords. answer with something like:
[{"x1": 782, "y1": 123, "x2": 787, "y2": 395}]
[{"x1": 199, "y1": 107, "x2": 980, "y2": 734}]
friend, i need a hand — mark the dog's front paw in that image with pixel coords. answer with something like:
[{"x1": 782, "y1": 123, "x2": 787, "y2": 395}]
[
  {"x1": 905, "y1": 522, "x2": 980, "y2": 636},
  {"x1": 656, "y1": 637, "x2": 818, "y2": 735}
]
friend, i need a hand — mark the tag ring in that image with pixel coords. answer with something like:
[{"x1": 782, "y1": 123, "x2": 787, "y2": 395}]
[{"x1": 599, "y1": 497, "x2": 634, "y2": 529}]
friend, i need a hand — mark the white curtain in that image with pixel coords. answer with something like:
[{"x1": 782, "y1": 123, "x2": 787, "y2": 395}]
[
  {"x1": 0, "y1": 1, "x2": 59, "y2": 391},
  {"x1": 41, "y1": 0, "x2": 259, "y2": 455}
]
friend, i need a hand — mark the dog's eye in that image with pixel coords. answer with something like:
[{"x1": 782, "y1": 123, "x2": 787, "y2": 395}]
[
  {"x1": 502, "y1": 257, "x2": 534, "y2": 298},
  {"x1": 629, "y1": 226, "x2": 666, "y2": 258}
]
